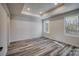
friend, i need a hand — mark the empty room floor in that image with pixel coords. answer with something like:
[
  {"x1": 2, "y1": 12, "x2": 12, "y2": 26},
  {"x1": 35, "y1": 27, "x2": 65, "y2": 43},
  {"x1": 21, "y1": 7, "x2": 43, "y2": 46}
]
[{"x1": 7, "y1": 37, "x2": 79, "y2": 56}]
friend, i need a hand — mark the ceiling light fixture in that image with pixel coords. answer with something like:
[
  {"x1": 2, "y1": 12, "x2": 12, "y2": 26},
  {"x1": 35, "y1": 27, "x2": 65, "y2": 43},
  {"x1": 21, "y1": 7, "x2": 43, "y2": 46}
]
[
  {"x1": 39, "y1": 12, "x2": 42, "y2": 14},
  {"x1": 54, "y1": 3, "x2": 58, "y2": 5},
  {"x1": 27, "y1": 8, "x2": 30, "y2": 11}
]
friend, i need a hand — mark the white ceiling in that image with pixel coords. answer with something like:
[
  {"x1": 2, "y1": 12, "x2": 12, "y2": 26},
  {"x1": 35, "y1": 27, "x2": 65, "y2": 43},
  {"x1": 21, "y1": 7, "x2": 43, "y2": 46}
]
[
  {"x1": 7, "y1": 3, "x2": 79, "y2": 19},
  {"x1": 7, "y1": 3, "x2": 57, "y2": 17},
  {"x1": 22, "y1": 3, "x2": 56, "y2": 17}
]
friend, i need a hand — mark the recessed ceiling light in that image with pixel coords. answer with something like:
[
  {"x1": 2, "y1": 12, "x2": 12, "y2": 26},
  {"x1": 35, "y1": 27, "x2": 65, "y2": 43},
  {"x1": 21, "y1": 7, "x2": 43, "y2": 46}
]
[
  {"x1": 27, "y1": 8, "x2": 30, "y2": 11},
  {"x1": 39, "y1": 12, "x2": 42, "y2": 14},
  {"x1": 54, "y1": 3, "x2": 58, "y2": 5}
]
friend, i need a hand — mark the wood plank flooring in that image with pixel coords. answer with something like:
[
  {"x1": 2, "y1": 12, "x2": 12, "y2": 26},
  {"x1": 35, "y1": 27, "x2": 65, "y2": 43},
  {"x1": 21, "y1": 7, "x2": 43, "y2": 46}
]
[{"x1": 7, "y1": 37, "x2": 79, "y2": 56}]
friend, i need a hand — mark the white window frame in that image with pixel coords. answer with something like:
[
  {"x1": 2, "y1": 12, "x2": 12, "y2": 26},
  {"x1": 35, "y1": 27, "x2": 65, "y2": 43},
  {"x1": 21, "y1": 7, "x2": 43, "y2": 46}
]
[
  {"x1": 64, "y1": 15, "x2": 79, "y2": 37},
  {"x1": 44, "y1": 20, "x2": 49, "y2": 33}
]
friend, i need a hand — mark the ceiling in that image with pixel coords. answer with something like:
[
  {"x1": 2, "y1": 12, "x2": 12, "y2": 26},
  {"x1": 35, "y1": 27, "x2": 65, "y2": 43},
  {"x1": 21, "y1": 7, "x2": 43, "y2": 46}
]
[
  {"x1": 7, "y1": 3, "x2": 79, "y2": 19},
  {"x1": 7, "y1": 3, "x2": 58, "y2": 17},
  {"x1": 7, "y1": 3, "x2": 24, "y2": 16},
  {"x1": 43, "y1": 3, "x2": 79, "y2": 19},
  {"x1": 21, "y1": 3, "x2": 57, "y2": 17}
]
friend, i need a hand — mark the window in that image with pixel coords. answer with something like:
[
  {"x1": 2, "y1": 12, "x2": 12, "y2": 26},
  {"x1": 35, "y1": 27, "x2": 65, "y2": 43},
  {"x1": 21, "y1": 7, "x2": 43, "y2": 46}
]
[
  {"x1": 64, "y1": 15, "x2": 79, "y2": 37},
  {"x1": 44, "y1": 20, "x2": 49, "y2": 33}
]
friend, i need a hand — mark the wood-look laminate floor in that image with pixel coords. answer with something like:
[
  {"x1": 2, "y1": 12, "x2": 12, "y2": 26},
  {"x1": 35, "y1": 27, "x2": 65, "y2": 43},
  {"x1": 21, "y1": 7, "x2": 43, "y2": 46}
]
[{"x1": 7, "y1": 37, "x2": 79, "y2": 56}]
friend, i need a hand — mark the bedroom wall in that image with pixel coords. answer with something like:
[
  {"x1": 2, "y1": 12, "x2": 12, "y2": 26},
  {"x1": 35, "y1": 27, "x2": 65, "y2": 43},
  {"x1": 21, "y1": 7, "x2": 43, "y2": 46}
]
[
  {"x1": 43, "y1": 9, "x2": 79, "y2": 47},
  {"x1": 0, "y1": 4, "x2": 10, "y2": 56},
  {"x1": 10, "y1": 15, "x2": 42, "y2": 42}
]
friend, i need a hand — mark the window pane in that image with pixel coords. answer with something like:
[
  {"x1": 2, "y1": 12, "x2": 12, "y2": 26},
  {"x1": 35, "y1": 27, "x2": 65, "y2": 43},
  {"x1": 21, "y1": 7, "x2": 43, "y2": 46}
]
[
  {"x1": 65, "y1": 15, "x2": 79, "y2": 36},
  {"x1": 44, "y1": 20, "x2": 49, "y2": 33}
]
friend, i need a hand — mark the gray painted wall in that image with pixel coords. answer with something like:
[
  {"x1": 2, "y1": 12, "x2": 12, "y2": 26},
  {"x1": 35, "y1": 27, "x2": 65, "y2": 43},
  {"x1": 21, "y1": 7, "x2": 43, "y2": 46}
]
[{"x1": 10, "y1": 15, "x2": 42, "y2": 42}]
